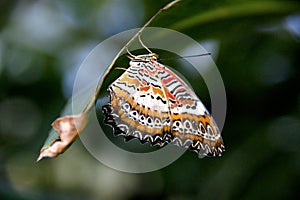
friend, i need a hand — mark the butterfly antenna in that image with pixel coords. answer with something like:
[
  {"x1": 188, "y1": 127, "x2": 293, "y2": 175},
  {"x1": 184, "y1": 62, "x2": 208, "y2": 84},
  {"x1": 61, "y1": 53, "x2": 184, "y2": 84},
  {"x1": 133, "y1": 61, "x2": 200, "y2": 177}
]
[{"x1": 159, "y1": 52, "x2": 211, "y2": 60}]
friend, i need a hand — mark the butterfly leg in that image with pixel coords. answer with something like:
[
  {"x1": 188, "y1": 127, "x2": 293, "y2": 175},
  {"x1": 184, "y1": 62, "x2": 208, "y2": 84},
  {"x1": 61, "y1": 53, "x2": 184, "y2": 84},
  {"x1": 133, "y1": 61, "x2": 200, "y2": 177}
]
[
  {"x1": 125, "y1": 46, "x2": 137, "y2": 60},
  {"x1": 138, "y1": 34, "x2": 152, "y2": 54}
]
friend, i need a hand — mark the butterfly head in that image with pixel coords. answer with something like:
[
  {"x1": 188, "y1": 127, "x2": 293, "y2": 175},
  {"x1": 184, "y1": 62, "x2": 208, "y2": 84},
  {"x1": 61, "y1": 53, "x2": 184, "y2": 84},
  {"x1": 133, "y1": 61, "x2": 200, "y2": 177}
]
[{"x1": 130, "y1": 53, "x2": 159, "y2": 62}]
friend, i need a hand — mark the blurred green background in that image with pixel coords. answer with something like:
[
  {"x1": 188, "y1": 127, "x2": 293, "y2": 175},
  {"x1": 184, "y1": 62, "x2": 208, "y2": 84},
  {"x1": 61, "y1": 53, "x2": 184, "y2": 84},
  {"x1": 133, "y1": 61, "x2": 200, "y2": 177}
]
[{"x1": 1, "y1": 0, "x2": 300, "y2": 199}]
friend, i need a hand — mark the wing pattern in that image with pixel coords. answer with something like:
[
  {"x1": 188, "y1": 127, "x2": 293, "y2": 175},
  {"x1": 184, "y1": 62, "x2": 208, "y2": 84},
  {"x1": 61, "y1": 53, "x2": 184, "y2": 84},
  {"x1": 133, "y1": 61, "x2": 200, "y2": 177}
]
[{"x1": 103, "y1": 54, "x2": 225, "y2": 157}]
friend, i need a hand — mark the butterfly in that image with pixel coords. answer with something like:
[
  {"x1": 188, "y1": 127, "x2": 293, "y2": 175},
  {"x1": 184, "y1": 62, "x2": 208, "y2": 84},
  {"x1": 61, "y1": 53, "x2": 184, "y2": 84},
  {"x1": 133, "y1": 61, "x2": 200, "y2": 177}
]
[{"x1": 102, "y1": 52, "x2": 224, "y2": 157}]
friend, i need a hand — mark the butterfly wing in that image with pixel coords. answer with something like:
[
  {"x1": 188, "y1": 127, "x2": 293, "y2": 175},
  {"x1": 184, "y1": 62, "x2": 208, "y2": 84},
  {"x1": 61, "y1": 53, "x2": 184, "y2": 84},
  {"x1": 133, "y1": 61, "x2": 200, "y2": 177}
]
[
  {"x1": 151, "y1": 60, "x2": 225, "y2": 157},
  {"x1": 103, "y1": 55, "x2": 225, "y2": 157},
  {"x1": 102, "y1": 59, "x2": 172, "y2": 146}
]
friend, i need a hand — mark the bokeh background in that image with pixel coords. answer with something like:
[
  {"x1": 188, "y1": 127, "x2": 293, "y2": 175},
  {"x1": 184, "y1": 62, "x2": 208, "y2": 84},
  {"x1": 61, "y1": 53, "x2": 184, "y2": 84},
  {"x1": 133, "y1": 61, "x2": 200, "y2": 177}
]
[{"x1": 1, "y1": 0, "x2": 300, "y2": 199}]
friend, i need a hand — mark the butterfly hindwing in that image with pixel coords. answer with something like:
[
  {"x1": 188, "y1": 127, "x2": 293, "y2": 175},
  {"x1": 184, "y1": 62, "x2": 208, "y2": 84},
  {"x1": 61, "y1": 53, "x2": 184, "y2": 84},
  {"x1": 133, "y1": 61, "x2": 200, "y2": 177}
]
[{"x1": 103, "y1": 57, "x2": 172, "y2": 146}]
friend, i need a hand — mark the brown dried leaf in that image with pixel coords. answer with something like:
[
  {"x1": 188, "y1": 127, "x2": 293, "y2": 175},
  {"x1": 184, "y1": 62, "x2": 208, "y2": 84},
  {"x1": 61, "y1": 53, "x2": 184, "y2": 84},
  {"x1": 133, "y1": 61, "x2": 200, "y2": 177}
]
[{"x1": 37, "y1": 113, "x2": 87, "y2": 162}]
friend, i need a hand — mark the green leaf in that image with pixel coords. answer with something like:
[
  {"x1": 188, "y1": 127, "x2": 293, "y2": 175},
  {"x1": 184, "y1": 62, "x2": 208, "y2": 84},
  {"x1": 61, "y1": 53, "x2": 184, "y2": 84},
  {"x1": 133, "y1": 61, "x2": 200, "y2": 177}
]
[{"x1": 172, "y1": 1, "x2": 300, "y2": 30}]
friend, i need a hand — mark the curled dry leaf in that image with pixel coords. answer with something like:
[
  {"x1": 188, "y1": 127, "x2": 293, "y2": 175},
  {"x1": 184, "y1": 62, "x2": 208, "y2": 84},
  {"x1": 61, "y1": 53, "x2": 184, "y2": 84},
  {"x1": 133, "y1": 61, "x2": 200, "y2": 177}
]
[{"x1": 37, "y1": 113, "x2": 87, "y2": 162}]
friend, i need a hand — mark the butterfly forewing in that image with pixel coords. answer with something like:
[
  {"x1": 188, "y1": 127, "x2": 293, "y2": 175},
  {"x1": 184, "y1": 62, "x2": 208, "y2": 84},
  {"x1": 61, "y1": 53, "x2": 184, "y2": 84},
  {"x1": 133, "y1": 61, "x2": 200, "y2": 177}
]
[{"x1": 151, "y1": 58, "x2": 224, "y2": 156}]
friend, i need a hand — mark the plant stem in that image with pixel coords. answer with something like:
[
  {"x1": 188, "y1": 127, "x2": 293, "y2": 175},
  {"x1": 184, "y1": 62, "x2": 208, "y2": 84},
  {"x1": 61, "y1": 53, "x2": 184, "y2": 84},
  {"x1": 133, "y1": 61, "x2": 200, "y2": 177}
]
[{"x1": 82, "y1": 0, "x2": 182, "y2": 113}]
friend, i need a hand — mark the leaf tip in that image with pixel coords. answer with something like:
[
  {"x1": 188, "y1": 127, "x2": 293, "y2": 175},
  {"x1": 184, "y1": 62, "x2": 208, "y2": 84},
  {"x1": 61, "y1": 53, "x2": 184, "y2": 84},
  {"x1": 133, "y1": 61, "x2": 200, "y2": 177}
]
[
  {"x1": 36, "y1": 153, "x2": 44, "y2": 162},
  {"x1": 36, "y1": 146, "x2": 58, "y2": 162}
]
